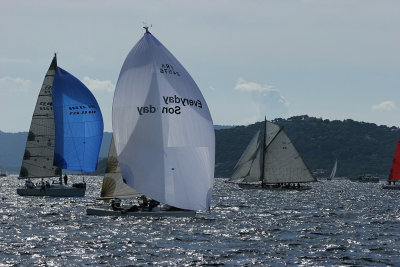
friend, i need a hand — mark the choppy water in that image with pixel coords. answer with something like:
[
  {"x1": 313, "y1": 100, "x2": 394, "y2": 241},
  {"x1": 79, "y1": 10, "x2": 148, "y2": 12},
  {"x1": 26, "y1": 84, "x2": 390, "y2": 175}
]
[{"x1": 0, "y1": 176, "x2": 399, "y2": 266}]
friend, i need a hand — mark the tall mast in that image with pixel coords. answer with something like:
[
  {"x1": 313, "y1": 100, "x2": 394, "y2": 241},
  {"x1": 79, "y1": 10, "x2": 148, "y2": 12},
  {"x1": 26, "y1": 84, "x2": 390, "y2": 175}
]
[{"x1": 260, "y1": 116, "x2": 266, "y2": 187}]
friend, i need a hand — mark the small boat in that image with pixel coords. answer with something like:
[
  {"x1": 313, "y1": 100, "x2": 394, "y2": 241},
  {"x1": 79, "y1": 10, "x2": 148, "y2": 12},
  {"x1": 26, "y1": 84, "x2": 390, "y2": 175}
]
[
  {"x1": 229, "y1": 117, "x2": 316, "y2": 190},
  {"x1": 383, "y1": 136, "x2": 400, "y2": 190},
  {"x1": 88, "y1": 27, "x2": 215, "y2": 216},
  {"x1": 349, "y1": 174, "x2": 380, "y2": 183},
  {"x1": 17, "y1": 55, "x2": 104, "y2": 197},
  {"x1": 327, "y1": 159, "x2": 337, "y2": 180},
  {"x1": 0, "y1": 169, "x2": 7, "y2": 177}
]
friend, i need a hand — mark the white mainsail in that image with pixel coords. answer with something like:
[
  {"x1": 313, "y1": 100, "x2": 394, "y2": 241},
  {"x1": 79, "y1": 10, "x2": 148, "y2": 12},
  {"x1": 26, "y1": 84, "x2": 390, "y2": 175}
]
[
  {"x1": 19, "y1": 57, "x2": 60, "y2": 178},
  {"x1": 100, "y1": 136, "x2": 141, "y2": 198},
  {"x1": 112, "y1": 30, "x2": 215, "y2": 211},
  {"x1": 328, "y1": 159, "x2": 337, "y2": 180},
  {"x1": 263, "y1": 126, "x2": 316, "y2": 184}
]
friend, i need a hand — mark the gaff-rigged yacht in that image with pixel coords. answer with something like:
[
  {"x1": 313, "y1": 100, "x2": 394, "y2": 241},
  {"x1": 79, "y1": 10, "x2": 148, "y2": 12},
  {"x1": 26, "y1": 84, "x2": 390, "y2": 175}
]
[{"x1": 229, "y1": 117, "x2": 316, "y2": 190}]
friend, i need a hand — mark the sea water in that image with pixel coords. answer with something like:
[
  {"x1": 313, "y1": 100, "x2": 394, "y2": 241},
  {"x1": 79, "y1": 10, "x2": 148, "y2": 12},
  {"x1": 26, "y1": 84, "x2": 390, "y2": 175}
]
[{"x1": 0, "y1": 176, "x2": 399, "y2": 266}]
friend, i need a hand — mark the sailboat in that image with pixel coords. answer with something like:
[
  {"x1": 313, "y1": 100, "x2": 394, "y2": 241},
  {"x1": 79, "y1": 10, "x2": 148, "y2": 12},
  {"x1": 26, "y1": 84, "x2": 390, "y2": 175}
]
[
  {"x1": 383, "y1": 136, "x2": 400, "y2": 190},
  {"x1": 229, "y1": 117, "x2": 316, "y2": 190},
  {"x1": 17, "y1": 55, "x2": 104, "y2": 197},
  {"x1": 327, "y1": 159, "x2": 337, "y2": 180},
  {"x1": 88, "y1": 27, "x2": 215, "y2": 216},
  {"x1": 87, "y1": 137, "x2": 196, "y2": 217}
]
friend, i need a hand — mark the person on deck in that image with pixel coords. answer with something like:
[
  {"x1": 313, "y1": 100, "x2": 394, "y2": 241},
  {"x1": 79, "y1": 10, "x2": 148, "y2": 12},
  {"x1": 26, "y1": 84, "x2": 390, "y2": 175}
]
[
  {"x1": 111, "y1": 198, "x2": 123, "y2": 211},
  {"x1": 40, "y1": 179, "x2": 45, "y2": 191},
  {"x1": 63, "y1": 175, "x2": 68, "y2": 185}
]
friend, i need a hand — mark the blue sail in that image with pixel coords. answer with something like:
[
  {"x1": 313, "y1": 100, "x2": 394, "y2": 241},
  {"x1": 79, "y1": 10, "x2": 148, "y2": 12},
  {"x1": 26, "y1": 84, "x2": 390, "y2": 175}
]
[{"x1": 52, "y1": 67, "x2": 104, "y2": 172}]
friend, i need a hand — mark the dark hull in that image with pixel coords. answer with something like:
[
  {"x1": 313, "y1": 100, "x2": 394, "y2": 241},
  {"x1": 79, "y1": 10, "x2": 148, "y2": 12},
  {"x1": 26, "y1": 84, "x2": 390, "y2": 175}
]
[{"x1": 17, "y1": 184, "x2": 86, "y2": 197}]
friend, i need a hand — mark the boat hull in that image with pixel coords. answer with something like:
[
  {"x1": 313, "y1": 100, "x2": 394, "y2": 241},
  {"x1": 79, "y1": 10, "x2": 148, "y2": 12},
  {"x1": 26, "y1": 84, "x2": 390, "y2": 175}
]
[
  {"x1": 86, "y1": 207, "x2": 196, "y2": 217},
  {"x1": 17, "y1": 185, "x2": 86, "y2": 197},
  {"x1": 382, "y1": 184, "x2": 400, "y2": 190},
  {"x1": 238, "y1": 183, "x2": 312, "y2": 191}
]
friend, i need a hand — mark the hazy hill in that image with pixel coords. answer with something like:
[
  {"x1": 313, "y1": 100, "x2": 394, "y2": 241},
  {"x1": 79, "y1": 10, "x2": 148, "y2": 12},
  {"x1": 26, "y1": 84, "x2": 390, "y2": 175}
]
[{"x1": 1, "y1": 117, "x2": 399, "y2": 178}]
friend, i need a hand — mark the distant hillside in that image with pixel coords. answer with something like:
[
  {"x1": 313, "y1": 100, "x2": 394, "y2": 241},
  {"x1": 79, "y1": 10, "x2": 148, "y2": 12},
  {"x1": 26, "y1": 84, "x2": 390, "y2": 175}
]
[
  {"x1": 215, "y1": 115, "x2": 400, "y2": 178},
  {"x1": 1, "y1": 118, "x2": 398, "y2": 177}
]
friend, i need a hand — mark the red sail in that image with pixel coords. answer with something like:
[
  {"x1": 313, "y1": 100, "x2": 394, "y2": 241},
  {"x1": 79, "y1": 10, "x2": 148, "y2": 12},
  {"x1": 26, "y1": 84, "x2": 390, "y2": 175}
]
[{"x1": 389, "y1": 137, "x2": 400, "y2": 181}]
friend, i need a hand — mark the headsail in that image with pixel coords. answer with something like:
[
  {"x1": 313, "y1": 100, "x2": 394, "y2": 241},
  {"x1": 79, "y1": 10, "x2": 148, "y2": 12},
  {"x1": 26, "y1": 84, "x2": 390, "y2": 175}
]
[
  {"x1": 112, "y1": 30, "x2": 215, "y2": 211},
  {"x1": 230, "y1": 130, "x2": 263, "y2": 183},
  {"x1": 52, "y1": 67, "x2": 104, "y2": 172},
  {"x1": 100, "y1": 136, "x2": 141, "y2": 198},
  {"x1": 389, "y1": 137, "x2": 400, "y2": 181},
  {"x1": 263, "y1": 123, "x2": 316, "y2": 184},
  {"x1": 19, "y1": 56, "x2": 60, "y2": 178}
]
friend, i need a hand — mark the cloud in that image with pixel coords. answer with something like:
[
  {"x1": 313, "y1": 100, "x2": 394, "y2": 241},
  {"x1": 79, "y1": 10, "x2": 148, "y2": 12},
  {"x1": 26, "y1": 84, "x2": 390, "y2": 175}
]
[
  {"x1": 82, "y1": 76, "x2": 115, "y2": 92},
  {"x1": 372, "y1": 101, "x2": 396, "y2": 111},
  {"x1": 235, "y1": 78, "x2": 275, "y2": 93},
  {"x1": 0, "y1": 76, "x2": 32, "y2": 92},
  {"x1": 233, "y1": 78, "x2": 290, "y2": 122}
]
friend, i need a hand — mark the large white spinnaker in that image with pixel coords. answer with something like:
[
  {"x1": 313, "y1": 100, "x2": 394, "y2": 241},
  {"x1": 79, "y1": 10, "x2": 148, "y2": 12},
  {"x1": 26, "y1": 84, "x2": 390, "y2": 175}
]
[{"x1": 112, "y1": 30, "x2": 215, "y2": 211}]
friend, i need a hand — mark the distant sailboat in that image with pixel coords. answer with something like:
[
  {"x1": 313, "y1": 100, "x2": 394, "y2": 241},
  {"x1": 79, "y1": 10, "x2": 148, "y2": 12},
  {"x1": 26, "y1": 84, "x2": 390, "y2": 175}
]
[
  {"x1": 383, "y1": 136, "x2": 400, "y2": 190},
  {"x1": 0, "y1": 168, "x2": 7, "y2": 177},
  {"x1": 229, "y1": 117, "x2": 316, "y2": 190},
  {"x1": 17, "y1": 55, "x2": 104, "y2": 197},
  {"x1": 88, "y1": 27, "x2": 215, "y2": 216},
  {"x1": 327, "y1": 159, "x2": 337, "y2": 180}
]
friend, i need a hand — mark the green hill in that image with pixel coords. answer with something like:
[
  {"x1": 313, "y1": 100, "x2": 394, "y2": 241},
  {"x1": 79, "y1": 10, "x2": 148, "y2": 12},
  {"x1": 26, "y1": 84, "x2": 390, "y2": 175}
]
[{"x1": 215, "y1": 115, "x2": 399, "y2": 178}]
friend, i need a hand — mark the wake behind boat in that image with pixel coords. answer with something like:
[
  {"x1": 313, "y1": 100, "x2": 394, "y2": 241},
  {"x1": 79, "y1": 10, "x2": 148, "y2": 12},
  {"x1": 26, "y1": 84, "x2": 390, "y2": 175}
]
[
  {"x1": 17, "y1": 55, "x2": 103, "y2": 197},
  {"x1": 87, "y1": 27, "x2": 214, "y2": 216},
  {"x1": 383, "y1": 136, "x2": 400, "y2": 190},
  {"x1": 229, "y1": 117, "x2": 316, "y2": 190}
]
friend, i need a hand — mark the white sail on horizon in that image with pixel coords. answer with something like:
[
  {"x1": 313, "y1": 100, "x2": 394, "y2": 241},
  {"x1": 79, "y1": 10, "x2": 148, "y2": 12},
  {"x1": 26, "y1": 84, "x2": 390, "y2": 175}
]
[{"x1": 328, "y1": 159, "x2": 337, "y2": 180}]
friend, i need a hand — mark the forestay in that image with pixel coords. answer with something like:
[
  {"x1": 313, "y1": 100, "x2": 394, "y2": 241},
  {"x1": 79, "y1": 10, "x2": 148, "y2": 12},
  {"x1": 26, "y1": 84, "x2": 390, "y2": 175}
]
[
  {"x1": 19, "y1": 57, "x2": 60, "y2": 178},
  {"x1": 52, "y1": 68, "x2": 103, "y2": 172},
  {"x1": 112, "y1": 31, "x2": 215, "y2": 211},
  {"x1": 100, "y1": 137, "x2": 141, "y2": 198}
]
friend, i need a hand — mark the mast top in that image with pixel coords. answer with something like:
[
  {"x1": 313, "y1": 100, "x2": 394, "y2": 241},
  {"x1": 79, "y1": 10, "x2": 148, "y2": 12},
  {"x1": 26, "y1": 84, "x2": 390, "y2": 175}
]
[{"x1": 143, "y1": 22, "x2": 152, "y2": 34}]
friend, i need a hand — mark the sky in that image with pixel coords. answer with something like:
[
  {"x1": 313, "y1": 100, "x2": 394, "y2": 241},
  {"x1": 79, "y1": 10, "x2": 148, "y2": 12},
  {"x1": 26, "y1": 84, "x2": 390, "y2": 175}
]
[{"x1": 1, "y1": 0, "x2": 399, "y2": 132}]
